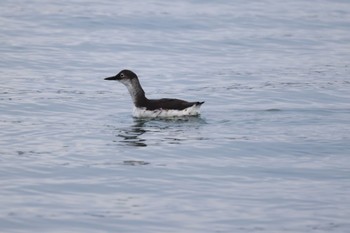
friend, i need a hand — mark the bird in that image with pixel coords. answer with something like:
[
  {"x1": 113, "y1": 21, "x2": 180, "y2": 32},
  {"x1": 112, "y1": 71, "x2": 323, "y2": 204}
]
[{"x1": 104, "y1": 69, "x2": 204, "y2": 118}]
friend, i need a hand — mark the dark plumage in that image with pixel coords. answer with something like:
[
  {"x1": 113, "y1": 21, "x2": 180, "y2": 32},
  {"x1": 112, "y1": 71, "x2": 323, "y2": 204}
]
[{"x1": 105, "y1": 70, "x2": 204, "y2": 111}]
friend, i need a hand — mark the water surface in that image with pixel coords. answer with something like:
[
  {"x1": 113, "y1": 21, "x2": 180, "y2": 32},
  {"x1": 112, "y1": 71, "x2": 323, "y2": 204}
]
[{"x1": 1, "y1": 0, "x2": 350, "y2": 232}]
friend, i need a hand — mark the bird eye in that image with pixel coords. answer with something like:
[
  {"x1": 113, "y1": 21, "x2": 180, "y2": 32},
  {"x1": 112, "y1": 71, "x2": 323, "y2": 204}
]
[{"x1": 120, "y1": 73, "x2": 125, "y2": 78}]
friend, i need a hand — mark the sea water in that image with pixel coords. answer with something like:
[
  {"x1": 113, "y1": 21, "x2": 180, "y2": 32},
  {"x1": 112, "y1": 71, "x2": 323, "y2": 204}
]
[{"x1": 1, "y1": 0, "x2": 350, "y2": 232}]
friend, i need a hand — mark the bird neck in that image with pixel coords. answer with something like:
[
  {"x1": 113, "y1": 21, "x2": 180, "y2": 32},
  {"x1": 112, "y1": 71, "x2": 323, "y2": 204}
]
[{"x1": 123, "y1": 78, "x2": 148, "y2": 107}]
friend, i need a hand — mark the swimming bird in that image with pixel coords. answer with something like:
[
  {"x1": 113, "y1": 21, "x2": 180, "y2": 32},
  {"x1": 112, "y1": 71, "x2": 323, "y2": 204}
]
[{"x1": 104, "y1": 70, "x2": 204, "y2": 118}]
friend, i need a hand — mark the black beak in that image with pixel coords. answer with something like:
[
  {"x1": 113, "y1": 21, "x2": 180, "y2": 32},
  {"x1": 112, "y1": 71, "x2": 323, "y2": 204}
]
[{"x1": 104, "y1": 76, "x2": 117, "y2": 81}]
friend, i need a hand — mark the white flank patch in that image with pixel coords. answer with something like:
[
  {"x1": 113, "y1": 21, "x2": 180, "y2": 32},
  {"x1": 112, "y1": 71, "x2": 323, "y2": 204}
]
[{"x1": 132, "y1": 105, "x2": 202, "y2": 118}]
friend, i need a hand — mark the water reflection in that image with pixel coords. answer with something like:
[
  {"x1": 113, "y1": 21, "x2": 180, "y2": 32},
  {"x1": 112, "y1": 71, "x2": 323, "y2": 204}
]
[
  {"x1": 114, "y1": 117, "x2": 206, "y2": 147},
  {"x1": 117, "y1": 119, "x2": 148, "y2": 147}
]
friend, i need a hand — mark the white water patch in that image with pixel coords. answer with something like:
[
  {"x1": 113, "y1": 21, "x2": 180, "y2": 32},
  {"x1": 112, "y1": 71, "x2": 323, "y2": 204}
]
[{"x1": 132, "y1": 105, "x2": 202, "y2": 118}]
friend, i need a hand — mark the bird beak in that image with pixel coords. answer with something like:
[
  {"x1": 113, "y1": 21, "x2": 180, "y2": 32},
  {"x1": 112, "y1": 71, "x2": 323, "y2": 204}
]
[{"x1": 104, "y1": 76, "x2": 117, "y2": 81}]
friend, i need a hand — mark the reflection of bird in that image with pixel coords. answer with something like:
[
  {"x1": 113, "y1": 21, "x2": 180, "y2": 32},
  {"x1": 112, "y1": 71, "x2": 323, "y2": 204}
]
[
  {"x1": 105, "y1": 70, "x2": 204, "y2": 117},
  {"x1": 117, "y1": 119, "x2": 147, "y2": 147}
]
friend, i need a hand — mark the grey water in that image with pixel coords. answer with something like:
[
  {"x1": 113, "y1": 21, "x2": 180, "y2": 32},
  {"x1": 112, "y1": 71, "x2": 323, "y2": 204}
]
[{"x1": 1, "y1": 0, "x2": 350, "y2": 232}]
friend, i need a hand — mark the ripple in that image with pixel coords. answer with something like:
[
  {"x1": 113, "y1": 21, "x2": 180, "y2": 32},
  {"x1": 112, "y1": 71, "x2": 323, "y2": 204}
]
[
  {"x1": 123, "y1": 160, "x2": 150, "y2": 166},
  {"x1": 1, "y1": 0, "x2": 350, "y2": 232}
]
